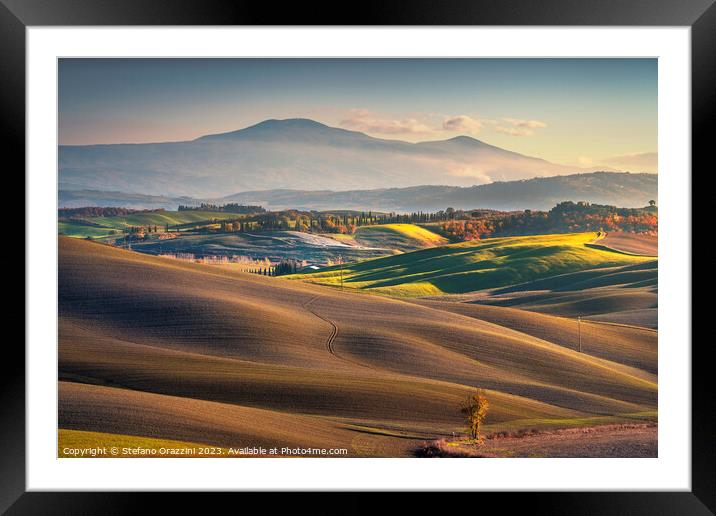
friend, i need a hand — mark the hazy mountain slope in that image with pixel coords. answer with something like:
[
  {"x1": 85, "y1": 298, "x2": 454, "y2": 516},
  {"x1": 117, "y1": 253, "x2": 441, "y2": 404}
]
[
  {"x1": 59, "y1": 171, "x2": 656, "y2": 212},
  {"x1": 59, "y1": 118, "x2": 587, "y2": 197},
  {"x1": 58, "y1": 189, "x2": 194, "y2": 210},
  {"x1": 221, "y1": 172, "x2": 657, "y2": 211}
]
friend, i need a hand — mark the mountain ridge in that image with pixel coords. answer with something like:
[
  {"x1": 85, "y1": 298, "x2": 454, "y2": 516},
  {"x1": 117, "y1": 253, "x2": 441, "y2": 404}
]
[
  {"x1": 59, "y1": 171, "x2": 657, "y2": 212},
  {"x1": 59, "y1": 118, "x2": 620, "y2": 197}
]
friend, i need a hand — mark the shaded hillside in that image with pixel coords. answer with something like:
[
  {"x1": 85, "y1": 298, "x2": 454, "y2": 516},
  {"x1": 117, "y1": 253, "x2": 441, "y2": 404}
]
[
  {"x1": 426, "y1": 259, "x2": 658, "y2": 329},
  {"x1": 407, "y1": 300, "x2": 657, "y2": 372}
]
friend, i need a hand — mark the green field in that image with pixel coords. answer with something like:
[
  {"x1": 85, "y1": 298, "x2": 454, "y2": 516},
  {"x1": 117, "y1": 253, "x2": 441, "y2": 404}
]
[
  {"x1": 58, "y1": 211, "x2": 239, "y2": 239},
  {"x1": 58, "y1": 221, "x2": 120, "y2": 239},
  {"x1": 291, "y1": 232, "x2": 655, "y2": 297}
]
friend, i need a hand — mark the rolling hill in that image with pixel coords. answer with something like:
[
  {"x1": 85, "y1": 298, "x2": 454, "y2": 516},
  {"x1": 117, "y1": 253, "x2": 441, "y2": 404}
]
[
  {"x1": 292, "y1": 232, "x2": 654, "y2": 297},
  {"x1": 406, "y1": 300, "x2": 657, "y2": 372},
  {"x1": 59, "y1": 237, "x2": 656, "y2": 457},
  {"x1": 331, "y1": 224, "x2": 448, "y2": 253},
  {"x1": 60, "y1": 118, "x2": 605, "y2": 198},
  {"x1": 439, "y1": 259, "x2": 659, "y2": 329}
]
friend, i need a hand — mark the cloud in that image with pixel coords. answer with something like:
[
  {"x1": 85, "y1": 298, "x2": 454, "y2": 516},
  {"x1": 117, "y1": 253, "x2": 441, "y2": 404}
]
[
  {"x1": 494, "y1": 117, "x2": 547, "y2": 137},
  {"x1": 340, "y1": 109, "x2": 491, "y2": 138},
  {"x1": 442, "y1": 115, "x2": 484, "y2": 134},
  {"x1": 338, "y1": 109, "x2": 548, "y2": 141},
  {"x1": 339, "y1": 109, "x2": 433, "y2": 136}
]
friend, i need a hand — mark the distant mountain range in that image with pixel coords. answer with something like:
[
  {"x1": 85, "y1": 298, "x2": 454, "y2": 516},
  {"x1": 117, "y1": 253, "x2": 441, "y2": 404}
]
[
  {"x1": 59, "y1": 118, "x2": 615, "y2": 197},
  {"x1": 59, "y1": 172, "x2": 657, "y2": 212}
]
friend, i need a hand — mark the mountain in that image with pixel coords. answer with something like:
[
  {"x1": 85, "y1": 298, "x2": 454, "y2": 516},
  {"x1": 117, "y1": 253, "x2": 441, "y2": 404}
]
[
  {"x1": 59, "y1": 172, "x2": 657, "y2": 212},
  {"x1": 196, "y1": 118, "x2": 376, "y2": 145},
  {"x1": 59, "y1": 118, "x2": 597, "y2": 198}
]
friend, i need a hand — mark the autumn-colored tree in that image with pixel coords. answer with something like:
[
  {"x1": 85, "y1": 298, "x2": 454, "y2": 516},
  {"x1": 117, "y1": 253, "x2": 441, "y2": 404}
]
[{"x1": 462, "y1": 390, "x2": 490, "y2": 442}]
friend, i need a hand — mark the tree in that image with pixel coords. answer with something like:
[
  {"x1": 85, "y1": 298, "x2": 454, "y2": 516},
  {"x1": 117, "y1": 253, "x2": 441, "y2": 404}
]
[
  {"x1": 648, "y1": 199, "x2": 656, "y2": 207},
  {"x1": 461, "y1": 390, "x2": 490, "y2": 442}
]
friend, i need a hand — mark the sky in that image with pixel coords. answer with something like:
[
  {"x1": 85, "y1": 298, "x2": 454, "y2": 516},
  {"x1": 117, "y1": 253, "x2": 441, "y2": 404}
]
[{"x1": 58, "y1": 58, "x2": 658, "y2": 171}]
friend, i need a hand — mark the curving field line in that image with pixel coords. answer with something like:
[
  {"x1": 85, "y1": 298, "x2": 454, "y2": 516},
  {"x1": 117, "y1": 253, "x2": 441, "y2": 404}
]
[
  {"x1": 302, "y1": 295, "x2": 339, "y2": 357},
  {"x1": 302, "y1": 296, "x2": 377, "y2": 372}
]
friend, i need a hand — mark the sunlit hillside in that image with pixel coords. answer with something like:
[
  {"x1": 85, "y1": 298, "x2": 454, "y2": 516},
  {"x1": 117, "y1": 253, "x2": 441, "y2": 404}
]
[{"x1": 292, "y1": 232, "x2": 653, "y2": 297}]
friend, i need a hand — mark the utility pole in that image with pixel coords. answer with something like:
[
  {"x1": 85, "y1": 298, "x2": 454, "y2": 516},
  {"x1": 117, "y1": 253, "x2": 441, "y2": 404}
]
[
  {"x1": 578, "y1": 316, "x2": 582, "y2": 353},
  {"x1": 339, "y1": 256, "x2": 344, "y2": 291}
]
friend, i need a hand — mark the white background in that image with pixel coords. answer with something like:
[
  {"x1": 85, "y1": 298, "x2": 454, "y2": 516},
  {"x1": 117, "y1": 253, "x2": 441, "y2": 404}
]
[{"x1": 27, "y1": 27, "x2": 691, "y2": 491}]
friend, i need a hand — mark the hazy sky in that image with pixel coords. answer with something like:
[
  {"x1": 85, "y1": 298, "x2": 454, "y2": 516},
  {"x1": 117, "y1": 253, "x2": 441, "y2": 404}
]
[{"x1": 59, "y1": 58, "x2": 657, "y2": 171}]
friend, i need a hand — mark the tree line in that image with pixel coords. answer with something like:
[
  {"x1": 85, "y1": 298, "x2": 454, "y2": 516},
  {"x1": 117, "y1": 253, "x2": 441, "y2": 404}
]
[
  {"x1": 213, "y1": 208, "x2": 500, "y2": 235},
  {"x1": 79, "y1": 200, "x2": 658, "y2": 245},
  {"x1": 178, "y1": 203, "x2": 266, "y2": 214},
  {"x1": 59, "y1": 207, "x2": 166, "y2": 218},
  {"x1": 209, "y1": 201, "x2": 656, "y2": 241},
  {"x1": 438, "y1": 201, "x2": 658, "y2": 242},
  {"x1": 247, "y1": 259, "x2": 304, "y2": 277}
]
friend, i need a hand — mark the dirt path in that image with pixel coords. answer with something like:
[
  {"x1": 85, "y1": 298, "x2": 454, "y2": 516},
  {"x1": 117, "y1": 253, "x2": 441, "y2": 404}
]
[
  {"x1": 419, "y1": 424, "x2": 657, "y2": 458},
  {"x1": 301, "y1": 295, "x2": 382, "y2": 373}
]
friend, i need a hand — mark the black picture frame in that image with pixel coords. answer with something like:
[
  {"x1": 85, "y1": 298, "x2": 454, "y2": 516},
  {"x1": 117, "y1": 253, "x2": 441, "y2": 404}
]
[{"x1": 3, "y1": 0, "x2": 709, "y2": 513}]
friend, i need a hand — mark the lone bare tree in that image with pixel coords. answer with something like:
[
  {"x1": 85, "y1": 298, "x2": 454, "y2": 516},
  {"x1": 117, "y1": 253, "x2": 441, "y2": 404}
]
[{"x1": 462, "y1": 390, "x2": 490, "y2": 442}]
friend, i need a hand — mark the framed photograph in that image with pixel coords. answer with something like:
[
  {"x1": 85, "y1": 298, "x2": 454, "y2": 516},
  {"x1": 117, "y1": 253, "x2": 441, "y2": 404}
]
[{"x1": 5, "y1": 0, "x2": 709, "y2": 511}]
